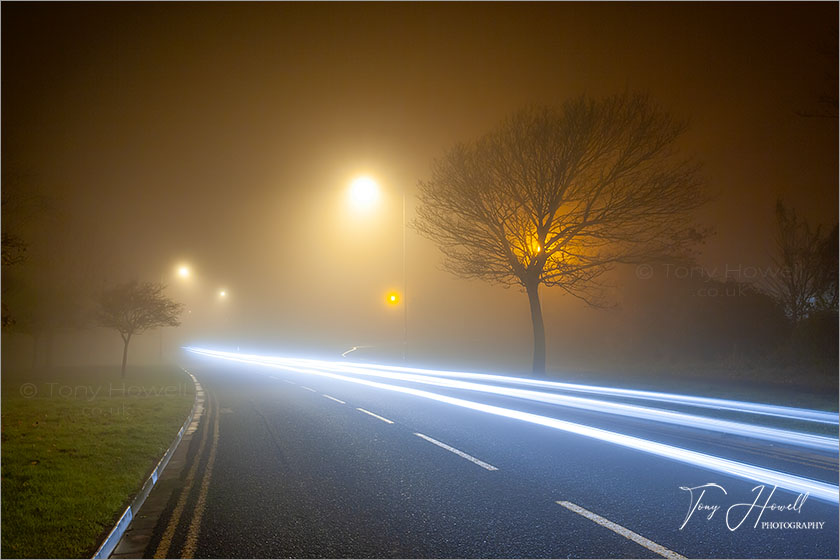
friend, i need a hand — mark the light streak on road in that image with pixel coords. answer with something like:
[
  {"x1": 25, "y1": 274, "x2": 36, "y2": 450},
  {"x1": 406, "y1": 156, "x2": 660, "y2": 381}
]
[
  {"x1": 279, "y1": 356, "x2": 838, "y2": 452},
  {"x1": 186, "y1": 348, "x2": 838, "y2": 452},
  {"x1": 197, "y1": 349, "x2": 839, "y2": 424},
  {"x1": 186, "y1": 347, "x2": 840, "y2": 503}
]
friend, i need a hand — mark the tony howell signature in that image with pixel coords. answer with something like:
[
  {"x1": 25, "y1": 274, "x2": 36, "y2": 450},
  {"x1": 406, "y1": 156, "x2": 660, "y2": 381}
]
[{"x1": 679, "y1": 483, "x2": 820, "y2": 532}]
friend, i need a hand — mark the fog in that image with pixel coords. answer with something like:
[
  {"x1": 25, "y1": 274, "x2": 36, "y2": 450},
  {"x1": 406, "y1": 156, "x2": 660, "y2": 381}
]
[{"x1": 2, "y1": 3, "x2": 837, "y2": 378}]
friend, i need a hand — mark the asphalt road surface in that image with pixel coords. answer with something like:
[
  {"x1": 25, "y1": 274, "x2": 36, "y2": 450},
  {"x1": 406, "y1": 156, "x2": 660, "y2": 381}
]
[{"x1": 128, "y1": 350, "x2": 839, "y2": 558}]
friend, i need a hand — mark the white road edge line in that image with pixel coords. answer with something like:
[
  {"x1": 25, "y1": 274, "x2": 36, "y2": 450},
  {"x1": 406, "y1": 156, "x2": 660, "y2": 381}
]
[
  {"x1": 414, "y1": 432, "x2": 498, "y2": 471},
  {"x1": 556, "y1": 501, "x2": 685, "y2": 559},
  {"x1": 300, "y1": 386, "x2": 317, "y2": 392},
  {"x1": 323, "y1": 394, "x2": 346, "y2": 404},
  {"x1": 356, "y1": 407, "x2": 394, "y2": 424}
]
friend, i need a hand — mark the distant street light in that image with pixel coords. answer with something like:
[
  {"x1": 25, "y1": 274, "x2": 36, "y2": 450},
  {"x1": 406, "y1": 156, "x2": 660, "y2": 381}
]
[
  {"x1": 177, "y1": 265, "x2": 190, "y2": 278},
  {"x1": 219, "y1": 290, "x2": 227, "y2": 298}
]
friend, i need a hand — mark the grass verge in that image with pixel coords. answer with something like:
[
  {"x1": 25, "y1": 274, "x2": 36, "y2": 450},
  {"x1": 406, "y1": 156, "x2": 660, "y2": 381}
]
[{"x1": 1, "y1": 365, "x2": 194, "y2": 558}]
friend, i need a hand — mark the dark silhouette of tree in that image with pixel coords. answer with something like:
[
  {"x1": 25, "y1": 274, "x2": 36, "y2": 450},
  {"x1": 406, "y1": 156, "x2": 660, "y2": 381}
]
[
  {"x1": 2, "y1": 191, "x2": 29, "y2": 328},
  {"x1": 96, "y1": 281, "x2": 184, "y2": 377},
  {"x1": 814, "y1": 224, "x2": 838, "y2": 312},
  {"x1": 765, "y1": 201, "x2": 838, "y2": 322},
  {"x1": 415, "y1": 93, "x2": 707, "y2": 374}
]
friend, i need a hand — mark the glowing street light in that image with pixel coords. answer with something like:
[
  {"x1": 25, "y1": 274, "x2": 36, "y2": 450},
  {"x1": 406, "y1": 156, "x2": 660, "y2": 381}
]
[
  {"x1": 386, "y1": 291, "x2": 400, "y2": 305},
  {"x1": 177, "y1": 265, "x2": 190, "y2": 279},
  {"x1": 219, "y1": 290, "x2": 227, "y2": 298},
  {"x1": 348, "y1": 176, "x2": 380, "y2": 211}
]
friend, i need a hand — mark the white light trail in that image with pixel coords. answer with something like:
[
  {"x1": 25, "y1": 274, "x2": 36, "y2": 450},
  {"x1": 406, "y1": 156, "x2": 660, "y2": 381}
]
[
  {"x1": 199, "y1": 350, "x2": 839, "y2": 424},
  {"x1": 186, "y1": 347, "x2": 839, "y2": 504},
  {"x1": 185, "y1": 348, "x2": 838, "y2": 452},
  {"x1": 270, "y1": 356, "x2": 838, "y2": 452}
]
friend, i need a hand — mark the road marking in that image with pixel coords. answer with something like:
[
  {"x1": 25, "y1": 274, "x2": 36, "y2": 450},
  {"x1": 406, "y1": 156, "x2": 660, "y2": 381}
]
[
  {"x1": 153, "y1": 396, "x2": 213, "y2": 558},
  {"x1": 282, "y1": 379, "x2": 296, "y2": 385},
  {"x1": 269, "y1": 375, "x2": 279, "y2": 379},
  {"x1": 300, "y1": 385, "x2": 317, "y2": 392},
  {"x1": 556, "y1": 501, "x2": 685, "y2": 559},
  {"x1": 356, "y1": 407, "x2": 394, "y2": 424},
  {"x1": 182, "y1": 394, "x2": 222, "y2": 558},
  {"x1": 413, "y1": 432, "x2": 498, "y2": 471},
  {"x1": 322, "y1": 394, "x2": 346, "y2": 404}
]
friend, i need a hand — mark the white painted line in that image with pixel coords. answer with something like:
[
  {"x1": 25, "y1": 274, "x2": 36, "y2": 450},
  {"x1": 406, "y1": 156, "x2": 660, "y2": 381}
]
[
  {"x1": 322, "y1": 394, "x2": 346, "y2": 404},
  {"x1": 300, "y1": 386, "x2": 317, "y2": 392},
  {"x1": 356, "y1": 407, "x2": 394, "y2": 424},
  {"x1": 556, "y1": 501, "x2": 685, "y2": 559},
  {"x1": 281, "y1": 379, "x2": 296, "y2": 385},
  {"x1": 414, "y1": 432, "x2": 498, "y2": 471},
  {"x1": 269, "y1": 375, "x2": 279, "y2": 379}
]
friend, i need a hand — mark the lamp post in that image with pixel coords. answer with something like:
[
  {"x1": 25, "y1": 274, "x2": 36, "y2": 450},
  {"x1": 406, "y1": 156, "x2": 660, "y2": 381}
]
[
  {"x1": 401, "y1": 189, "x2": 407, "y2": 362},
  {"x1": 160, "y1": 264, "x2": 191, "y2": 363},
  {"x1": 349, "y1": 176, "x2": 407, "y2": 361}
]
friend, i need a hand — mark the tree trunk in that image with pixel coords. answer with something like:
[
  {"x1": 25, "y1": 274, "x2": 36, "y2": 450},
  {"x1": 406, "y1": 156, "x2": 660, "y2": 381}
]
[
  {"x1": 526, "y1": 281, "x2": 546, "y2": 375},
  {"x1": 121, "y1": 335, "x2": 131, "y2": 379}
]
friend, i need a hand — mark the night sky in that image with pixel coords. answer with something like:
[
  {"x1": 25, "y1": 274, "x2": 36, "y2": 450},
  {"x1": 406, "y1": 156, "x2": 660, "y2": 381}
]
[{"x1": 3, "y1": 2, "x2": 837, "y2": 370}]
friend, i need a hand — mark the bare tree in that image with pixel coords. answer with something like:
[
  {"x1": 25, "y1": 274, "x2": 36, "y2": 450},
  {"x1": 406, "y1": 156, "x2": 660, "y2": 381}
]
[
  {"x1": 2, "y1": 191, "x2": 29, "y2": 328},
  {"x1": 814, "y1": 224, "x2": 838, "y2": 312},
  {"x1": 766, "y1": 201, "x2": 838, "y2": 322},
  {"x1": 96, "y1": 281, "x2": 184, "y2": 377},
  {"x1": 415, "y1": 93, "x2": 707, "y2": 374}
]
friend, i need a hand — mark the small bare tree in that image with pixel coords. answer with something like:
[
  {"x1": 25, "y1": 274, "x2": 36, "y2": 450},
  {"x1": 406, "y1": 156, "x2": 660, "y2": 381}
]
[
  {"x1": 766, "y1": 201, "x2": 838, "y2": 322},
  {"x1": 96, "y1": 281, "x2": 184, "y2": 377},
  {"x1": 415, "y1": 93, "x2": 707, "y2": 374}
]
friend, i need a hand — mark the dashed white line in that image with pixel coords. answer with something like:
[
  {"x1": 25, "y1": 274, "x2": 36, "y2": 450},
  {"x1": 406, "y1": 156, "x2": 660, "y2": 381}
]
[
  {"x1": 322, "y1": 394, "x2": 346, "y2": 404},
  {"x1": 300, "y1": 386, "x2": 317, "y2": 392},
  {"x1": 281, "y1": 379, "x2": 296, "y2": 385},
  {"x1": 269, "y1": 375, "x2": 279, "y2": 379},
  {"x1": 556, "y1": 501, "x2": 685, "y2": 559},
  {"x1": 356, "y1": 408, "x2": 394, "y2": 424},
  {"x1": 413, "y1": 433, "x2": 498, "y2": 471}
]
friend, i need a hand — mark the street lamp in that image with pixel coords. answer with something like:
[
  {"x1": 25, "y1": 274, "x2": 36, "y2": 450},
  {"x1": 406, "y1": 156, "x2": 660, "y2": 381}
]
[
  {"x1": 348, "y1": 175, "x2": 408, "y2": 361},
  {"x1": 159, "y1": 263, "x2": 192, "y2": 363},
  {"x1": 348, "y1": 176, "x2": 380, "y2": 211}
]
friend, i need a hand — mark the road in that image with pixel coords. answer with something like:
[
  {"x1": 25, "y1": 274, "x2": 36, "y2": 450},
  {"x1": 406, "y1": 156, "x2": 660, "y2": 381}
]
[{"x1": 125, "y1": 349, "x2": 838, "y2": 558}]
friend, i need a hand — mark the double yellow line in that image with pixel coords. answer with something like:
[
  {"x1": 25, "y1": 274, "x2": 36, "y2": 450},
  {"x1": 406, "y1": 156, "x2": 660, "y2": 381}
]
[{"x1": 154, "y1": 392, "x2": 221, "y2": 559}]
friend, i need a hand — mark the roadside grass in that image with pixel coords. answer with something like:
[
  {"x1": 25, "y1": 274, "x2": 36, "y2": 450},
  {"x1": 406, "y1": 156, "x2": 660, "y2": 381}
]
[{"x1": 1, "y1": 365, "x2": 194, "y2": 559}]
